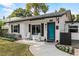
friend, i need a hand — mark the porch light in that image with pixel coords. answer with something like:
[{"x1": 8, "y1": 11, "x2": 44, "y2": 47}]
[
  {"x1": 56, "y1": 17, "x2": 59, "y2": 23},
  {"x1": 49, "y1": 19, "x2": 53, "y2": 22},
  {"x1": 45, "y1": 24, "x2": 47, "y2": 28}
]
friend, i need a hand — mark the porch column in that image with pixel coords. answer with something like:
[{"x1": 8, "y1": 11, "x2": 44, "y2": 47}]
[{"x1": 55, "y1": 21, "x2": 60, "y2": 42}]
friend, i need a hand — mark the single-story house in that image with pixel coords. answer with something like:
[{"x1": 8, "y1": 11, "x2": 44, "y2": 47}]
[{"x1": 5, "y1": 10, "x2": 71, "y2": 42}]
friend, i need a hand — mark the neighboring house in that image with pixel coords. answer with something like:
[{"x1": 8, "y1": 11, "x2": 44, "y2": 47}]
[
  {"x1": 65, "y1": 21, "x2": 79, "y2": 40},
  {"x1": 2, "y1": 23, "x2": 9, "y2": 33},
  {"x1": 5, "y1": 10, "x2": 71, "y2": 42}
]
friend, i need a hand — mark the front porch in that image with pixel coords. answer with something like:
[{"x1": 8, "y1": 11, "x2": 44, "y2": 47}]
[{"x1": 24, "y1": 22, "x2": 57, "y2": 42}]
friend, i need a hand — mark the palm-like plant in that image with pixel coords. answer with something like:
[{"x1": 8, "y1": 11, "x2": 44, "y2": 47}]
[
  {"x1": 26, "y1": 3, "x2": 48, "y2": 16},
  {"x1": 0, "y1": 20, "x2": 4, "y2": 36}
]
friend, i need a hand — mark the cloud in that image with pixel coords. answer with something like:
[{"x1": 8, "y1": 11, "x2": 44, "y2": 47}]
[
  {"x1": 0, "y1": 3, "x2": 26, "y2": 19},
  {"x1": 2, "y1": 8, "x2": 14, "y2": 18},
  {"x1": 3, "y1": 8, "x2": 13, "y2": 12},
  {"x1": 0, "y1": 3, "x2": 15, "y2": 19},
  {"x1": 0, "y1": 3, "x2": 15, "y2": 9}
]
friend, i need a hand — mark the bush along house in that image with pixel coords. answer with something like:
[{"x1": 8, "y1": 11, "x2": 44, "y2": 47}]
[{"x1": 5, "y1": 10, "x2": 72, "y2": 43}]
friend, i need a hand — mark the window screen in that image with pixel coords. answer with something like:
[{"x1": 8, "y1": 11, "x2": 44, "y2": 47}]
[
  {"x1": 68, "y1": 26, "x2": 78, "y2": 32},
  {"x1": 11, "y1": 24, "x2": 20, "y2": 33},
  {"x1": 32, "y1": 25, "x2": 40, "y2": 35}
]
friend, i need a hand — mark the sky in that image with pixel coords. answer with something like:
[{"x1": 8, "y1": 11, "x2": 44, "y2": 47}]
[{"x1": 0, "y1": 3, "x2": 79, "y2": 19}]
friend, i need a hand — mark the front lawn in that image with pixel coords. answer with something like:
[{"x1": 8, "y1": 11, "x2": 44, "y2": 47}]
[{"x1": 0, "y1": 39, "x2": 33, "y2": 56}]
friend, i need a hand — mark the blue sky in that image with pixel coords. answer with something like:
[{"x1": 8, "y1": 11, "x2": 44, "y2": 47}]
[{"x1": 0, "y1": 3, "x2": 79, "y2": 19}]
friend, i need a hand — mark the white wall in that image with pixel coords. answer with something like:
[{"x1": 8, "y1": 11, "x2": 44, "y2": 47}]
[
  {"x1": 8, "y1": 17, "x2": 59, "y2": 41},
  {"x1": 8, "y1": 21, "x2": 29, "y2": 39},
  {"x1": 8, "y1": 23, "x2": 11, "y2": 33},
  {"x1": 31, "y1": 17, "x2": 60, "y2": 41},
  {"x1": 29, "y1": 18, "x2": 57, "y2": 40}
]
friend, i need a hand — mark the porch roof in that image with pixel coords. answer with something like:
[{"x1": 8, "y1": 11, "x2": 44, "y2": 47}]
[
  {"x1": 65, "y1": 21, "x2": 79, "y2": 23},
  {"x1": 6, "y1": 10, "x2": 71, "y2": 23}
]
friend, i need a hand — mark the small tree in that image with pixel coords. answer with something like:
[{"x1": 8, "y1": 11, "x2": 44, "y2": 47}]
[
  {"x1": 26, "y1": 3, "x2": 48, "y2": 16},
  {"x1": 59, "y1": 8, "x2": 66, "y2": 12},
  {"x1": 71, "y1": 14, "x2": 75, "y2": 21},
  {"x1": 0, "y1": 20, "x2": 4, "y2": 36},
  {"x1": 8, "y1": 8, "x2": 29, "y2": 18},
  {"x1": 76, "y1": 14, "x2": 79, "y2": 21}
]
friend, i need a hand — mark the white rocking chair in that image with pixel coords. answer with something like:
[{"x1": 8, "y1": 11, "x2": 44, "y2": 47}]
[
  {"x1": 35, "y1": 33, "x2": 41, "y2": 41},
  {"x1": 25, "y1": 32, "x2": 32, "y2": 40}
]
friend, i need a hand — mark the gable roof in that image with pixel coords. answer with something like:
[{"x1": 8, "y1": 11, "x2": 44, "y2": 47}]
[{"x1": 6, "y1": 10, "x2": 71, "y2": 23}]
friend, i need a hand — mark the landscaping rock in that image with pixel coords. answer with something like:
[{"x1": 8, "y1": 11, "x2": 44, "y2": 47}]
[{"x1": 69, "y1": 47, "x2": 73, "y2": 54}]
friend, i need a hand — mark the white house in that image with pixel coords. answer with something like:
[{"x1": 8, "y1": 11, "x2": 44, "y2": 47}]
[
  {"x1": 5, "y1": 10, "x2": 71, "y2": 42},
  {"x1": 65, "y1": 21, "x2": 79, "y2": 40}
]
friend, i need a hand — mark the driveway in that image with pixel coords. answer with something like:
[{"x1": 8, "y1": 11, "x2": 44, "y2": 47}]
[
  {"x1": 16, "y1": 40, "x2": 72, "y2": 56},
  {"x1": 72, "y1": 40, "x2": 79, "y2": 48}
]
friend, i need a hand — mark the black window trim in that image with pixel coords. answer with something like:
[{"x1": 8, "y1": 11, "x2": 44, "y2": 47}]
[
  {"x1": 11, "y1": 24, "x2": 20, "y2": 33},
  {"x1": 32, "y1": 24, "x2": 41, "y2": 35},
  {"x1": 68, "y1": 25, "x2": 78, "y2": 33}
]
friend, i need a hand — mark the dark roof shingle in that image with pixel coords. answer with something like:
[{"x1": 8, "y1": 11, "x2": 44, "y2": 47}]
[{"x1": 6, "y1": 10, "x2": 71, "y2": 23}]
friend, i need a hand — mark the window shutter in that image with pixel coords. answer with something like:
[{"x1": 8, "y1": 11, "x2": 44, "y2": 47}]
[
  {"x1": 11, "y1": 25, "x2": 13, "y2": 33},
  {"x1": 18, "y1": 24, "x2": 20, "y2": 33},
  {"x1": 41, "y1": 23, "x2": 44, "y2": 36},
  {"x1": 29, "y1": 24, "x2": 31, "y2": 32}
]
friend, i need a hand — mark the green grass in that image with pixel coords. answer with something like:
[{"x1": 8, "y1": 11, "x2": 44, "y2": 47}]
[{"x1": 0, "y1": 39, "x2": 33, "y2": 56}]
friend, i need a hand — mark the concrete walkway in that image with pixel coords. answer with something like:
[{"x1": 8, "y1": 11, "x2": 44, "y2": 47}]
[{"x1": 16, "y1": 40, "x2": 72, "y2": 56}]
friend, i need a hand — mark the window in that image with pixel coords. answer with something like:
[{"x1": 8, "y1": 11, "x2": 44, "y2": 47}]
[
  {"x1": 36, "y1": 25, "x2": 40, "y2": 33},
  {"x1": 11, "y1": 24, "x2": 20, "y2": 33},
  {"x1": 68, "y1": 26, "x2": 78, "y2": 32},
  {"x1": 32, "y1": 25, "x2": 40, "y2": 35}
]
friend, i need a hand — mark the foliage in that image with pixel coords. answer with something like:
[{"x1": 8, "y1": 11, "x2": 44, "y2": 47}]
[
  {"x1": 1, "y1": 33, "x2": 22, "y2": 41},
  {"x1": 71, "y1": 14, "x2": 75, "y2": 21},
  {"x1": 8, "y1": 3, "x2": 48, "y2": 17},
  {"x1": 26, "y1": 3, "x2": 48, "y2": 16},
  {"x1": 59, "y1": 8, "x2": 66, "y2": 12},
  {"x1": 8, "y1": 8, "x2": 30, "y2": 18},
  {"x1": 0, "y1": 20, "x2": 5, "y2": 36},
  {"x1": 55, "y1": 44, "x2": 73, "y2": 54},
  {"x1": 0, "y1": 20, "x2": 4, "y2": 26},
  {"x1": 76, "y1": 14, "x2": 79, "y2": 21}
]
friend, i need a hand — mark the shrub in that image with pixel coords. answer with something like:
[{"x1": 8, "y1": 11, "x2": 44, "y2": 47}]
[
  {"x1": 0, "y1": 33, "x2": 22, "y2": 41},
  {"x1": 69, "y1": 47, "x2": 73, "y2": 54},
  {"x1": 62, "y1": 46, "x2": 65, "y2": 51},
  {"x1": 55, "y1": 44, "x2": 73, "y2": 55},
  {"x1": 64, "y1": 47, "x2": 69, "y2": 52}
]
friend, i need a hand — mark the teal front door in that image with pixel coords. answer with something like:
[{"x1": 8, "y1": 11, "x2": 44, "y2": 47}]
[{"x1": 47, "y1": 22, "x2": 55, "y2": 42}]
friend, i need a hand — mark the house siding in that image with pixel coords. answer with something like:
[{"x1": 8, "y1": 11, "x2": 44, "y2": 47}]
[{"x1": 65, "y1": 23, "x2": 79, "y2": 40}]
